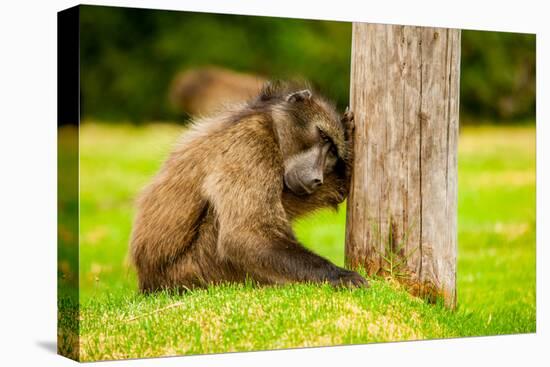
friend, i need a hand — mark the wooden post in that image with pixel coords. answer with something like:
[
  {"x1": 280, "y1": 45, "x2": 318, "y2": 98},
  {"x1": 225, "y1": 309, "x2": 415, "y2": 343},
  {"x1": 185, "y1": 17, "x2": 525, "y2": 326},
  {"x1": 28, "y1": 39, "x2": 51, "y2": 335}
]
[{"x1": 345, "y1": 23, "x2": 460, "y2": 308}]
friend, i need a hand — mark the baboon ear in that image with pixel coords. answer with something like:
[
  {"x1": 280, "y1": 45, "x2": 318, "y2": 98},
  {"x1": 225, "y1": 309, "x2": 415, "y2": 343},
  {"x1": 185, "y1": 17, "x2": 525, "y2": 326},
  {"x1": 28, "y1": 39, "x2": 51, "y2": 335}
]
[{"x1": 286, "y1": 89, "x2": 312, "y2": 103}]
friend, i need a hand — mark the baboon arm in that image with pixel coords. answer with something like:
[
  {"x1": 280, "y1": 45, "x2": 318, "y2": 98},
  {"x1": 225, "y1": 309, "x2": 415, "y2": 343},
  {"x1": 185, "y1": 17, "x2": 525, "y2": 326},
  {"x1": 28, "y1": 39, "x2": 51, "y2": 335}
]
[
  {"x1": 221, "y1": 229, "x2": 343, "y2": 284},
  {"x1": 203, "y1": 161, "x2": 343, "y2": 285},
  {"x1": 282, "y1": 173, "x2": 347, "y2": 219}
]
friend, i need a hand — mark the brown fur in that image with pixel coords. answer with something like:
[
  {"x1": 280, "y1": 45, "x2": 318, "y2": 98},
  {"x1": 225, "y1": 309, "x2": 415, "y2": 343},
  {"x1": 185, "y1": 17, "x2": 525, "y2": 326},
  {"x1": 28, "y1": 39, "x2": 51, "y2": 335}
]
[
  {"x1": 130, "y1": 81, "x2": 368, "y2": 292},
  {"x1": 170, "y1": 66, "x2": 266, "y2": 116}
]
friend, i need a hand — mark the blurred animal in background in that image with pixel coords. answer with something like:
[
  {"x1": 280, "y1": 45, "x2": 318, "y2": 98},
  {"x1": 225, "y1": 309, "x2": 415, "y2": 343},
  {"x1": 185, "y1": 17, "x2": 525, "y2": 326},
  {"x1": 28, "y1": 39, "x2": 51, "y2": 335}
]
[{"x1": 169, "y1": 66, "x2": 267, "y2": 117}]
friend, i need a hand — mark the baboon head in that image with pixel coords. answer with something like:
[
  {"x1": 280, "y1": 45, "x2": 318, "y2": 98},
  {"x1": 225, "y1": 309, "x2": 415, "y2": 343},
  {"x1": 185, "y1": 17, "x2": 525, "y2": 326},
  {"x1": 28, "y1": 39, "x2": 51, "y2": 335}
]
[{"x1": 258, "y1": 83, "x2": 348, "y2": 196}]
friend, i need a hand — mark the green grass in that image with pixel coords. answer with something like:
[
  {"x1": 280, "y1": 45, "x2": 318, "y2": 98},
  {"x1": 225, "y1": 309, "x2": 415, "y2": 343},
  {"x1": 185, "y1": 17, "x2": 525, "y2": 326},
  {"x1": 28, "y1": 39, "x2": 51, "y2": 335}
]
[{"x1": 60, "y1": 123, "x2": 536, "y2": 361}]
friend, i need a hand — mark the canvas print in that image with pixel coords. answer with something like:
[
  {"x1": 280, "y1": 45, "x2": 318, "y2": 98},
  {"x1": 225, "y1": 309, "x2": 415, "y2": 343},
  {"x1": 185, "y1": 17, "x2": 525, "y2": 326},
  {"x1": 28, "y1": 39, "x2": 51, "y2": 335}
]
[{"x1": 57, "y1": 4, "x2": 536, "y2": 362}]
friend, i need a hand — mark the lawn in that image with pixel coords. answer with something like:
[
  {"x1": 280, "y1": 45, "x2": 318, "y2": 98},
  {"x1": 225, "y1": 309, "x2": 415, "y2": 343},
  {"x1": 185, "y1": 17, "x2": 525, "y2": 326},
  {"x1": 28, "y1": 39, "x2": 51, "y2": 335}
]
[{"x1": 59, "y1": 122, "x2": 536, "y2": 361}]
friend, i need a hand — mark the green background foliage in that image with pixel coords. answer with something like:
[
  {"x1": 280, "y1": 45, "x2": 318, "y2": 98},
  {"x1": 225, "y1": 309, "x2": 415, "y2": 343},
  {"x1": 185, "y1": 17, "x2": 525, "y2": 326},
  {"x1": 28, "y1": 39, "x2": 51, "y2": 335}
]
[{"x1": 79, "y1": 5, "x2": 535, "y2": 123}]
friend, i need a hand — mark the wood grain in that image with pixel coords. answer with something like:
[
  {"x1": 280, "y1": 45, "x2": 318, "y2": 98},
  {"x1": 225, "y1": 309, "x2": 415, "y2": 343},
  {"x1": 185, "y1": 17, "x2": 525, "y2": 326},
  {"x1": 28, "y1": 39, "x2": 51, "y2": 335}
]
[{"x1": 345, "y1": 23, "x2": 460, "y2": 308}]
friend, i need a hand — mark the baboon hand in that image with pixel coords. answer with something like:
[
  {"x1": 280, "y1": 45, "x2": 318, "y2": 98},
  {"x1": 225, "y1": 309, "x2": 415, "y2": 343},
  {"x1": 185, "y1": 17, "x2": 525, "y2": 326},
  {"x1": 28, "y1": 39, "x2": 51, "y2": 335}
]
[
  {"x1": 341, "y1": 107, "x2": 356, "y2": 191},
  {"x1": 342, "y1": 107, "x2": 355, "y2": 138},
  {"x1": 342, "y1": 107, "x2": 355, "y2": 160},
  {"x1": 329, "y1": 268, "x2": 369, "y2": 288}
]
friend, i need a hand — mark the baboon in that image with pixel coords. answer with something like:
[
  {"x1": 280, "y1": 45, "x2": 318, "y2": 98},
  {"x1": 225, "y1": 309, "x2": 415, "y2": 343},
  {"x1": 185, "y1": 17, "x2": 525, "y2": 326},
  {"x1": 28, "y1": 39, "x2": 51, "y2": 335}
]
[
  {"x1": 170, "y1": 66, "x2": 266, "y2": 116},
  {"x1": 130, "y1": 81, "x2": 369, "y2": 292}
]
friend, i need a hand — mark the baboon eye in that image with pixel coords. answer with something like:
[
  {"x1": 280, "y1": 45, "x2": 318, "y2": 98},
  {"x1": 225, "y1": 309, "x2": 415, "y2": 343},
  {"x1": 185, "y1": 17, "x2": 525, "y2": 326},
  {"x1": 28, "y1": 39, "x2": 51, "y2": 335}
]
[
  {"x1": 318, "y1": 128, "x2": 331, "y2": 144},
  {"x1": 318, "y1": 128, "x2": 337, "y2": 157}
]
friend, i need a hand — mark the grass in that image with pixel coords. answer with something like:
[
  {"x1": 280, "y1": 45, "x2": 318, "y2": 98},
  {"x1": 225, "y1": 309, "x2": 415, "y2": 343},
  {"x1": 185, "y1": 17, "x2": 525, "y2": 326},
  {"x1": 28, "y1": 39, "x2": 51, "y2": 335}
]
[{"x1": 59, "y1": 122, "x2": 536, "y2": 361}]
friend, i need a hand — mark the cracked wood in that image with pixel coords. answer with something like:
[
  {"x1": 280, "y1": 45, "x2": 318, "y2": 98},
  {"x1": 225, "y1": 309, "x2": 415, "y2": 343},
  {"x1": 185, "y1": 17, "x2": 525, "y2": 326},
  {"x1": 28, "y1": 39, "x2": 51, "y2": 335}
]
[{"x1": 345, "y1": 23, "x2": 460, "y2": 308}]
